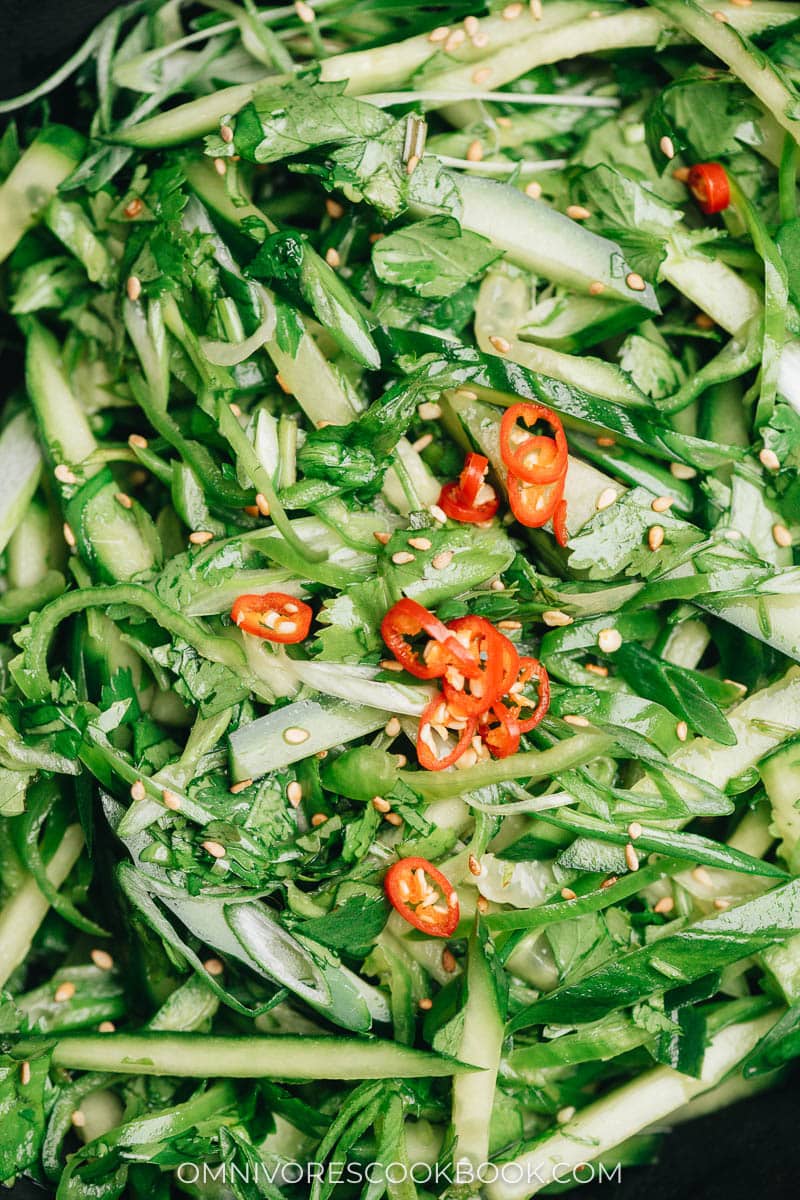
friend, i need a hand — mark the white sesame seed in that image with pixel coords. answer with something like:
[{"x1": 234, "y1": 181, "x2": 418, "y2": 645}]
[
  {"x1": 213, "y1": 158, "x2": 227, "y2": 177},
  {"x1": 409, "y1": 536, "x2": 432, "y2": 551},
  {"x1": 648, "y1": 525, "x2": 665, "y2": 552},
  {"x1": 220, "y1": 123, "x2": 234, "y2": 143},
  {"x1": 442, "y1": 947, "x2": 457, "y2": 973},
  {"x1": 54, "y1": 463, "x2": 78, "y2": 484},
  {"x1": 627, "y1": 822, "x2": 643, "y2": 840},
  {"x1": 432, "y1": 550, "x2": 454, "y2": 569},
  {"x1": 90, "y1": 949, "x2": 114, "y2": 970},
  {"x1": 525, "y1": 181, "x2": 542, "y2": 199},
  {"x1": 491, "y1": 578, "x2": 505, "y2": 591},
  {"x1": 406, "y1": 154, "x2": 420, "y2": 175},
  {"x1": 412, "y1": 433, "x2": 433, "y2": 452},
  {"x1": 558, "y1": 1106, "x2": 576, "y2": 1124},
  {"x1": 418, "y1": 401, "x2": 442, "y2": 420},
  {"x1": 597, "y1": 628, "x2": 622, "y2": 654},
  {"x1": 63, "y1": 522, "x2": 76, "y2": 548},
  {"x1": 542, "y1": 609, "x2": 573, "y2": 627},
  {"x1": 676, "y1": 720, "x2": 689, "y2": 742},
  {"x1": 115, "y1": 492, "x2": 133, "y2": 510},
  {"x1": 255, "y1": 492, "x2": 271, "y2": 517},
  {"x1": 503, "y1": 2, "x2": 523, "y2": 16},
  {"x1": 384, "y1": 717, "x2": 401, "y2": 737},
  {"x1": 98, "y1": 1020, "x2": 116, "y2": 1033},
  {"x1": 659, "y1": 135, "x2": 675, "y2": 159},
  {"x1": 284, "y1": 726, "x2": 310, "y2": 745},
  {"x1": 651, "y1": 495, "x2": 674, "y2": 513},
  {"x1": 566, "y1": 205, "x2": 591, "y2": 221},
  {"x1": 712, "y1": 10, "x2": 728, "y2": 21},
  {"x1": 625, "y1": 843, "x2": 640, "y2": 872},
  {"x1": 464, "y1": 14, "x2": 479, "y2": 34},
  {"x1": 130, "y1": 780, "x2": 146, "y2": 802},
  {"x1": 129, "y1": 433, "x2": 148, "y2": 450},
  {"x1": 654, "y1": 896, "x2": 674, "y2": 914},
  {"x1": 392, "y1": 551, "x2": 415, "y2": 564},
  {"x1": 466, "y1": 139, "x2": 484, "y2": 163},
  {"x1": 773, "y1": 523, "x2": 792, "y2": 548},
  {"x1": 419, "y1": 997, "x2": 433, "y2": 1010},
  {"x1": 204, "y1": 957, "x2": 225, "y2": 976},
  {"x1": 472, "y1": 67, "x2": 492, "y2": 86},
  {"x1": 489, "y1": 335, "x2": 511, "y2": 353},
  {"x1": 189, "y1": 530, "x2": 214, "y2": 545},
  {"x1": 429, "y1": 26, "x2": 449, "y2": 42},
  {"x1": 126, "y1": 275, "x2": 142, "y2": 302},
  {"x1": 55, "y1": 981, "x2": 76, "y2": 1003},
  {"x1": 626, "y1": 272, "x2": 646, "y2": 292},
  {"x1": 561, "y1": 887, "x2": 577, "y2": 901},
  {"x1": 759, "y1": 447, "x2": 780, "y2": 471},
  {"x1": 692, "y1": 866, "x2": 714, "y2": 887},
  {"x1": 596, "y1": 487, "x2": 617, "y2": 512},
  {"x1": 295, "y1": 0, "x2": 315, "y2": 21},
  {"x1": 372, "y1": 795, "x2": 391, "y2": 813},
  {"x1": 472, "y1": 30, "x2": 489, "y2": 47},
  {"x1": 71, "y1": 1110, "x2": 86, "y2": 1128},
  {"x1": 714, "y1": 898, "x2": 731, "y2": 911},
  {"x1": 287, "y1": 781, "x2": 303, "y2": 807},
  {"x1": 325, "y1": 247, "x2": 341, "y2": 268},
  {"x1": 380, "y1": 660, "x2": 404, "y2": 673},
  {"x1": 530, "y1": 0, "x2": 542, "y2": 17},
  {"x1": 162, "y1": 789, "x2": 181, "y2": 811},
  {"x1": 20, "y1": 1061, "x2": 31, "y2": 1085},
  {"x1": 589, "y1": 280, "x2": 605, "y2": 295},
  {"x1": 430, "y1": 504, "x2": 448, "y2": 524},
  {"x1": 563, "y1": 714, "x2": 591, "y2": 728},
  {"x1": 468, "y1": 854, "x2": 482, "y2": 876},
  {"x1": 445, "y1": 29, "x2": 466, "y2": 52},
  {"x1": 202, "y1": 840, "x2": 226, "y2": 859},
  {"x1": 670, "y1": 461, "x2": 697, "y2": 480}
]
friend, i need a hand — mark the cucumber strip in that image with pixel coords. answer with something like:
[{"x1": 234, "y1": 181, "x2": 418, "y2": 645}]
[
  {"x1": 452, "y1": 920, "x2": 506, "y2": 1172},
  {"x1": 759, "y1": 732, "x2": 800, "y2": 861},
  {"x1": 0, "y1": 825, "x2": 84, "y2": 988},
  {"x1": 229, "y1": 696, "x2": 392, "y2": 781},
  {"x1": 24, "y1": 318, "x2": 98, "y2": 467},
  {"x1": 44, "y1": 1031, "x2": 476, "y2": 1079},
  {"x1": 485, "y1": 1012, "x2": 778, "y2": 1200},
  {"x1": 43, "y1": 197, "x2": 113, "y2": 285},
  {"x1": 649, "y1": 0, "x2": 800, "y2": 149},
  {"x1": 0, "y1": 413, "x2": 41, "y2": 555},
  {"x1": 660, "y1": 244, "x2": 762, "y2": 336},
  {"x1": 0, "y1": 125, "x2": 86, "y2": 262}
]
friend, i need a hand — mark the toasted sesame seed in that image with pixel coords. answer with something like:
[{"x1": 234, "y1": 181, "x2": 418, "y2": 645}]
[
  {"x1": 384, "y1": 811, "x2": 403, "y2": 826},
  {"x1": 55, "y1": 981, "x2": 76, "y2": 1003},
  {"x1": 129, "y1": 433, "x2": 149, "y2": 450},
  {"x1": 730, "y1": 0, "x2": 752, "y2": 5},
  {"x1": 503, "y1": 1, "x2": 523, "y2": 16},
  {"x1": 626, "y1": 272, "x2": 646, "y2": 292},
  {"x1": 373, "y1": 530, "x2": 391, "y2": 545},
  {"x1": 596, "y1": 487, "x2": 618, "y2": 511},
  {"x1": 380, "y1": 659, "x2": 404, "y2": 673},
  {"x1": 588, "y1": 280, "x2": 605, "y2": 295},
  {"x1": 670, "y1": 461, "x2": 697, "y2": 481},
  {"x1": 558, "y1": 1106, "x2": 576, "y2": 1124},
  {"x1": 659, "y1": 135, "x2": 675, "y2": 159},
  {"x1": 445, "y1": 28, "x2": 466, "y2": 52},
  {"x1": 115, "y1": 491, "x2": 133, "y2": 510},
  {"x1": 714, "y1": 898, "x2": 731, "y2": 911},
  {"x1": 412, "y1": 433, "x2": 433, "y2": 452},
  {"x1": 673, "y1": 166, "x2": 691, "y2": 184},
  {"x1": 63, "y1": 522, "x2": 76, "y2": 548},
  {"x1": 651, "y1": 495, "x2": 674, "y2": 513},
  {"x1": 255, "y1": 492, "x2": 271, "y2": 517},
  {"x1": 498, "y1": 619, "x2": 522, "y2": 632},
  {"x1": 54, "y1": 463, "x2": 78, "y2": 484},
  {"x1": 759, "y1": 447, "x2": 780, "y2": 471},
  {"x1": 625, "y1": 843, "x2": 640, "y2": 872},
  {"x1": 464, "y1": 14, "x2": 480, "y2": 34},
  {"x1": 692, "y1": 866, "x2": 714, "y2": 888},
  {"x1": 430, "y1": 504, "x2": 448, "y2": 524},
  {"x1": 220, "y1": 123, "x2": 234, "y2": 143},
  {"x1": 600, "y1": 876, "x2": 618, "y2": 890},
  {"x1": 429, "y1": 25, "x2": 449, "y2": 42},
  {"x1": 130, "y1": 780, "x2": 146, "y2": 802},
  {"x1": 418, "y1": 401, "x2": 442, "y2": 421},
  {"x1": 442, "y1": 947, "x2": 457, "y2": 972},
  {"x1": 712, "y1": 9, "x2": 728, "y2": 21},
  {"x1": 471, "y1": 66, "x2": 492, "y2": 87},
  {"x1": 418, "y1": 997, "x2": 433, "y2": 1010},
  {"x1": 648, "y1": 525, "x2": 665, "y2": 552},
  {"x1": 213, "y1": 157, "x2": 227, "y2": 176},
  {"x1": 189, "y1": 530, "x2": 214, "y2": 546},
  {"x1": 585, "y1": 663, "x2": 609, "y2": 678},
  {"x1": 491, "y1": 578, "x2": 505, "y2": 591},
  {"x1": 71, "y1": 1110, "x2": 86, "y2": 1128},
  {"x1": 695, "y1": 312, "x2": 715, "y2": 330},
  {"x1": 325, "y1": 247, "x2": 341, "y2": 268},
  {"x1": 381, "y1": 719, "x2": 400, "y2": 741},
  {"x1": 123, "y1": 197, "x2": 143, "y2": 219},
  {"x1": 244, "y1": 505, "x2": 260, "y2": 518},
  {"x1": 408, "y1": 536, "x2": 432, "y2": 551},
  {"x1": 468, "y1": 854, "x2": 482, "y2": 876},
  {"x1": 286, "y1": 781, "x2": 303, "y2": 808},
  {"x1": 126, "y1": 274, "x2": 142, "y2": 302},
  {"x1": 560, "y1": 887, "x2": 577, "y2": 901},
  {"x1": 309, "y1": 812, "x2": 327, "y2": 828},
  {"x1": 324, "y1": 198, "x2": 345, "y2": 221},
  {"x1": 597, "y1": 628, "x2": 622, "y2": 654},
  {"x1": 566, "y1": 205, "x2": 591, "y2": 221},
  {"x1": 489, "y1": 335, "x2": 511, "y2": 353},
  {"x1": 596, "y1": 436, "x2": 616, "y2": 448},
  {"x1": 20, "y1": 1061, "x2": 31, "y2": 1085},
  {"x1": 628, "y1": 822, "x2": 643, "y2": 840},
  {"x1": 371, "y1": 795, "x2": 391, "y2": 814},
  {"x1": 466, "y1": 139, "x2": 484, "y2": 163},
  {"x1": 284, "y1": 726, "x2": 310, "y2": 745},
  {"x1": 406, "y1": 154, "x2": 420, "y2": 175},
  {"x1": 525, "y1": 181, "x2": 543, "y2": 199},
  {"x1": 542, "y1": 609, "x2": 572, "y2": 627},
  {"x1": 204, "y1": 956, "x2": 225, "y2": 976},
  {"x1": 229, "y1": 778, "x2": 252, "y2": 795},
  {"x1": 91, "y1": 949, "x2": 114, "y2": 971},
  {"x1": 472, "y1": 30, "x2": 489, "y2": 47},
  {"x1": 654, "y1": 895, "x2": 674, "y2": 915},
  {"x1": 202, "y1": 840, "x2": 226, "y2": 859},
  {"x1": 676, "y1": 720, "x2": 689, "y2": 741},
  {"x1": 563, "y1": 714, "x2": 590, "y2": 728},
  {"x1": 228, "y1": 402, "x2": 242, "y2": 419},
  {"x1": 295, "y1": 0, "x2": 315, "y2": 19},
  {"x1": 530, "y1": 0, "x2": 542, "y2": 17},
  {"x1": 392, "y1": 551, "x2": 415, "y2": 565},
  {"x1": 773, "y1": 523, "x2": 792, "y2": 548}
]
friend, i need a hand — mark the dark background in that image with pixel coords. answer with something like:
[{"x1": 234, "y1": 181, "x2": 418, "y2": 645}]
[{"x1": 1, "y1": 1, "x2": 798, "y2": 1196}]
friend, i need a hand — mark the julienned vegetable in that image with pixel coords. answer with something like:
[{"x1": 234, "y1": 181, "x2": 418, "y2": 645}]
[{"x1": 2, "y1": 0, "x2": 800, "y2": 1196}]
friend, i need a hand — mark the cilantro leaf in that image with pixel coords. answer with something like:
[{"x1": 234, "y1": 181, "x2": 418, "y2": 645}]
[{"x1": 371, "y1": 216, "x2": 502, "y2": 299}]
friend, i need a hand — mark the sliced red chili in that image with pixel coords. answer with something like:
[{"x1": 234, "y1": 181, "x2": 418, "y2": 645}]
[
  {"x1": 384, "y1": 856, "x2": 459, "y2": 937},
  {"x1": 230, "y1": 593, "x2": 312, "y2": 643},
  {"x1": 442, "y1": 615, "x2": 507, "y2": 717},
  {"x1": 687, "y1": 162, "x2": 730, "y2": 215},
  {"x1": 479, "y1": 700, "x2": 521, "y2": 759},
  {"x1": 507, "y1": 471, "x2": 564, "y2": 529},
  {"x1": 500, "y1": 404, "x2": 568, "y2": 485},
  {"x1": 552, "y1": 496, "x2": 569, "y2": 548},
  {"x1": 458, "y1": 452, "x2": 490, "y2": 506},
  {"x1": 439, "y1": 452, "x2": 499, "y2": 524},
  {"x1": 507, "y1": 656, "x2": 550, "y2": 733},
  {"x1": 417, "y1": 691, "x2": 477, "y2": 771},
  {"x1": 380, "y1": 598, "x2": 478, "y2": 680}
]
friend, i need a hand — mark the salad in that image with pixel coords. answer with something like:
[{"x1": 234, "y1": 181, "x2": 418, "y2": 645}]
[{"x1": 2, "y1": 0, "x2": 800, "y2": 1195}]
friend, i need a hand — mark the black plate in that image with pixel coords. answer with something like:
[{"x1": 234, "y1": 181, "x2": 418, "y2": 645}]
[{"x1": 0, "y1": 2, "x2": 795, "y2": 1196}]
